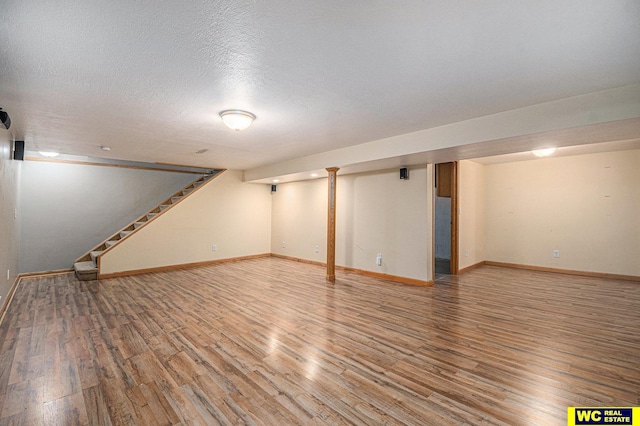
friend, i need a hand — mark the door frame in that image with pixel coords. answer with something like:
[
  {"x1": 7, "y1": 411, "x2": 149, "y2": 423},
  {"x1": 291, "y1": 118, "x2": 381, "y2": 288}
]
[
  {"x1": 433, "y1": 161, "x2": 459, "y2": 275},
  {"x1": 450, "y1": 161, "x2": 459, "y2": 275}
]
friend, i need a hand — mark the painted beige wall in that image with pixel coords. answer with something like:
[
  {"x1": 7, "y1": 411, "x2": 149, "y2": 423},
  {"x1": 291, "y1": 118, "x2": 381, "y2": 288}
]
[
  {"x1": 271, "y1": 166, "x2": 432, "y2": 282},
  {"x1": 19, "y1": 160, "x2": 196, "y2": 273},
  {"x1": 458, "y1": 160, "x2": 485, "y2": 269},
  {"x1": 99, "y1": 170, "x2": 272, "y2": 275},
  {"x1": 271, "y1": 179, "x2": 327, "y2": 264},
  {"x1": 0, "y1": 134, "x2": 21, "y2": 303},
  {"x1": 484, "y1": 150, "x2": 640, "y2": 276}
]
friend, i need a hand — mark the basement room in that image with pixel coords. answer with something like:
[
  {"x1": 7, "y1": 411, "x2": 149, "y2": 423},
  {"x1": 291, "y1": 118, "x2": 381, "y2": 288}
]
[{"x1": 1, "y1": 1, "x2": 639, "y2": 424}]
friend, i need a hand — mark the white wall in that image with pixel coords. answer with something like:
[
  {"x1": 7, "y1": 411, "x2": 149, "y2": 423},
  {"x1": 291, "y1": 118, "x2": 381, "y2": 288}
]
[
  {"x1": 484, "y1": 150, "x2": 640, "y2": 276},
  {"x1": 0, "y1": 133, "x2": 21, "y2": 302},
  {"x1": 99, "y1": 170, "x2": 272, "y2": 275},
  {"x1": 19, "y1": 161, "x2": 197, "y2": 273},
  {"x1": 271, "y1": 166, "x2": 432, "y2": 282},
  {"x1": 458, "y1": 160, "x2": 485, "y2": 269}
]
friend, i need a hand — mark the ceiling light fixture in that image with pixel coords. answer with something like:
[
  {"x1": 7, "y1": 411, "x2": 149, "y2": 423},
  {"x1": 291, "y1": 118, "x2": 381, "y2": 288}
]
[
  {"x1": 39, "y1": 151, "x2": 60, "y2": 157},
  {"x1": 532, "y1": 147, "x2": 556, "y2": 157},
  {"x1": 220, "y1": 110, "x2": 256, "y2": 131},
  {"x1": 100, "y1": 146, "x2": 111, "y2": 151}
]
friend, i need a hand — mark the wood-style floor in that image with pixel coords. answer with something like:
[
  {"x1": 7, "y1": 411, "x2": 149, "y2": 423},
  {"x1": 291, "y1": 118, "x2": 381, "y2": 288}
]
[{"x1": 0, "y1": 258, "x2": 638, "y2": 425}]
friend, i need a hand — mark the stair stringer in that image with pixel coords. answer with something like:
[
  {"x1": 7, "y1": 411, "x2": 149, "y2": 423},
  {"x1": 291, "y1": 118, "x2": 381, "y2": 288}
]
[
  {"x1": 73, "y1": 171, "x2": 224, "y2": 280},
  {"x1": 98, "y1": 171, "x2": 240, "y2": 279}
]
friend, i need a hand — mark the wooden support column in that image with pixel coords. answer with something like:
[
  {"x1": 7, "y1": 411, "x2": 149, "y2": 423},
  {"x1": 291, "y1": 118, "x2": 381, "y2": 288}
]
[{"x1": 326, "y1": 167, "x2": 339, "y2": 282}]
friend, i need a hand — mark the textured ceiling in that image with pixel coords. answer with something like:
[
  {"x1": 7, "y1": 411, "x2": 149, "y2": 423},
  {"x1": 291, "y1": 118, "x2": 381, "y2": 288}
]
[{"x1": 1, "y1": 1, "x2": 639, "y2": 171}]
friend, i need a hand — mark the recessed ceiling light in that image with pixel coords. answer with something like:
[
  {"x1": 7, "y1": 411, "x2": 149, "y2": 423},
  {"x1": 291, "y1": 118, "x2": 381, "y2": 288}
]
[
  {"x1": 273, "y1": 179, "x2": 279, "y2": 183},
  {"x1": 311, "y1": 173, "x2": 318, "y2": 177},
  {"x1": 39, "y1": 151, "x2": 59, "y2": 157},
  {"x1": 532, "y1": 147, "x2": 556, "y2": 157},
  {"x1": 100, "y1": 146, "x2": 111, "y2": 151},
  {"x1": 220, "y1": 110, "x2": 256, "y2": 131}
]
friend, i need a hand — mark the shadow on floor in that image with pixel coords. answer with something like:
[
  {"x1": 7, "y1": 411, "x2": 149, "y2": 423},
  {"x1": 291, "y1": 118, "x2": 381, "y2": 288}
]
[{"x1": 435, "y1": 257, "x2": 450, "y2": 275}]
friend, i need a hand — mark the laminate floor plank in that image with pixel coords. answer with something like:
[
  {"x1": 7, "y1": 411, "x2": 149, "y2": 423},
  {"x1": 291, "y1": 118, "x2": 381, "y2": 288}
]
[{"x1": 0, "y1": 258, "x2": 639, "y2": 424}]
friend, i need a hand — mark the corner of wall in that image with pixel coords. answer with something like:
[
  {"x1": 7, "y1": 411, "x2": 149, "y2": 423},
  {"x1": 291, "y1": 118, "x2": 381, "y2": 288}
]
[
  {"x1": 458, "y1": 160, "x2": 486, "y2": 270},
  {"x1": 271, "y1": 167, "x2": 432, "y2": 282},
  {"x1": 0, "y1": 132, "x2": 21, "y2": 302},
  {"x1": 483, "y1": 150, "x2": 640, "y2": 276}
]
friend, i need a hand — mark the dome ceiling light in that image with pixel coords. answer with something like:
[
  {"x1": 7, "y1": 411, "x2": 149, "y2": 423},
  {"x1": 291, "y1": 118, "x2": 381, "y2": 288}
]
[
  {"x1": 532, "y1": 147, "x2": 556, "y2": 157},
  {"x1": 220, "y1": 110, "x2": 256, "y2": 131}
]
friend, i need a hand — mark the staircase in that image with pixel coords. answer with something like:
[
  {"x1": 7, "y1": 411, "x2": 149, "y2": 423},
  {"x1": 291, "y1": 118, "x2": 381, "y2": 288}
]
[{"x1": 73, "y1": 173, "x2": 218, "y2": 280}]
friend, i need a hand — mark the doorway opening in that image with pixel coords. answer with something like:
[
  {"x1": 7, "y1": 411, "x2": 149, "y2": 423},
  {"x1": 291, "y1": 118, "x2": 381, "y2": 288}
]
[{"x1": 434, "y1": 162, "x2": 458, "y2": 275}]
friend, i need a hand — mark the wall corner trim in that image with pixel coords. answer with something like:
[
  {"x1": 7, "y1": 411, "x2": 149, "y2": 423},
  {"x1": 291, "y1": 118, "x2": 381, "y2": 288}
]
[
  {"x1": 337, "y1": 266, "x2": 434, "y2": 287},
  {"x1": 0, "y1": 269, "x2": 75, "y2": 326},
  {"x1": 458, "y1": 261, "x2": 485, "y2": 275},
  {"x1": 270, "y1": 253, "x2": 325, "y2": 267},
  {"x1": 484, "y1": 261, "x2": 640, "y2": 282},
  {"x1": 270, "y1": 254, "x2": 433, "y2": 286},
  {"x1": 0, "y1": 276, "x2": 21, "y2": 326},
  {"x1": 98, "y1": 253, "x2": 271, "y2": 279}
]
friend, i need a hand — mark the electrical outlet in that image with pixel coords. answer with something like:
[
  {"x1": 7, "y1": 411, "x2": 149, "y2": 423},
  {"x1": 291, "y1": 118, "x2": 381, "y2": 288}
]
[
  {"x1": 553, "y1": 250, "x2": 560, "y2": 258},
  {"x1": 6, "y1": 269, "x2": 9, "y2": 280},
  {"x1": 315, "y1": 245, "x2": 319, "y2": 253},
  {"x1": 376, "y1": 253, "x2": 382, "y2": 266},
  {"x1": 282, "y1": 242, "x2": 286, "y2": 248},
  {"x1": 212, "y1": 245, "x2": 217, "y2": 252},
  {"x1": 464, "y1": 249, "x2": 469, "y2": 257}
]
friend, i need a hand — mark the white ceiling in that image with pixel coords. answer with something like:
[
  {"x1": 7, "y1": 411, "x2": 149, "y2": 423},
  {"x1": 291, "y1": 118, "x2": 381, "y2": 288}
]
[{"x1": 1, "y1": 1, "x2": 639, "y2": 176}]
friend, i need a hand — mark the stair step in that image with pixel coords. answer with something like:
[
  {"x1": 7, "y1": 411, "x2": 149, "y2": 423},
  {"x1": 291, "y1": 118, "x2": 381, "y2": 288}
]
[
  {"x1": 74, "y1": 261, "x2": 98, "y2": 281},
  {"x1": 75, "y1": 174, "x2": 215, "y2": 283},
  {"x1": 90, "y1": 251, "x2": 104, "y2": 262}
]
